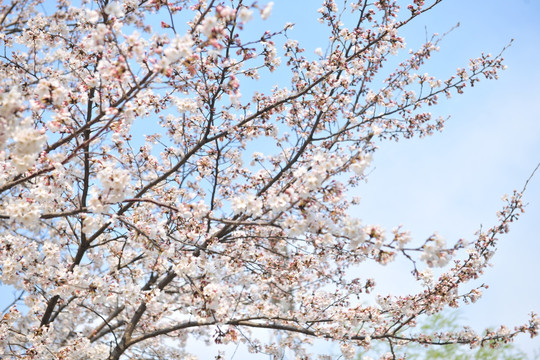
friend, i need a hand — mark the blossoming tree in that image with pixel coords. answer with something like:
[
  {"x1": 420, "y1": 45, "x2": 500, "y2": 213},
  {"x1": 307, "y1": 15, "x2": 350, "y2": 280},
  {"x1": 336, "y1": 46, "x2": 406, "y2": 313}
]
[{"x1": 0, "y1": 0, "x2": 537, "y2": 359}]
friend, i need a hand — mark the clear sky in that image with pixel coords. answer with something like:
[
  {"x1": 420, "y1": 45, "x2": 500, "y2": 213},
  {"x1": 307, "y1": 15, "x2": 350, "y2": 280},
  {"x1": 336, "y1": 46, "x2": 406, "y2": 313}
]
[
  {"x1": 265, "y1": 0, "x2": 540, "y2": 357},
  {"x1": 348, "y1": 0, "x2": 540, "y2": 356}
]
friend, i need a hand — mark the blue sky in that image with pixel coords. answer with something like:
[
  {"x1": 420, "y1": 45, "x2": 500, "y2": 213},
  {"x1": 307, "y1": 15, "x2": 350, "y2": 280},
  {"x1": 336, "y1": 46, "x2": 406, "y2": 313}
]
[
  {"x1": 349, "y1": 0, "x2": 540, "y2": 356},
  {"x1": 264, "y1": 0, "x2": 540, "y2": 356}
]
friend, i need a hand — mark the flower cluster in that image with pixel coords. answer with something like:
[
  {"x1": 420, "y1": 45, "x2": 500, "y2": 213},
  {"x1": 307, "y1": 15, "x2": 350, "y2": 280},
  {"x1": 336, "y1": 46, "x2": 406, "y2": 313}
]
[
  {"x1": 420, "y1": 233, "x2": 452, "y2": 267},
  {"x1": 11, "y1": 120, "x2": 47, "y2": 173}
]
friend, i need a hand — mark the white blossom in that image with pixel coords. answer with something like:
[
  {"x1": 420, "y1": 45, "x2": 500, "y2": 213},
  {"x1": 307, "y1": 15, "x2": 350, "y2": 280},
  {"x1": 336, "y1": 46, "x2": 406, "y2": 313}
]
[
  {"x1": 238, "y1": 7, "x2": 253, "y2": 23},
  {"x1": 261, "y1": 2, "x2": 274, "y2": 20},
  {"x1": 163, "y1": 34, "x2": 194, "y2": 65},
  {"x1": 85, "y1": 9, "x2": 100, "y2": 24},
  {"x1": 104, "y1": 1, "x2": 125, "y2": 18},
  {"x1": 7, "y1": 198, "x2": 41, "y2": 228},
  {"x1": 96, "y1": 162, "x2": 131, "y2": 203},
  {"x1": 199, "y1": 15, "x2": 218, "y2": 37},
  {"x1": 350, "y1": 154, "x2": 372, "y2": 175},
  {"x1": 421, "y1": 233, "x2": 451, "y2": 267},
  {"x1": 11, "y1": 122, "x2": 47, "y2": 173}
]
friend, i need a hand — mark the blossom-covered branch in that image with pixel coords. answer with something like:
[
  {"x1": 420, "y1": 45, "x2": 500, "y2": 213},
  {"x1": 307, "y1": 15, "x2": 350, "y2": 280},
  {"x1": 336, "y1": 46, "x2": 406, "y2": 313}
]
[{"x1": 0, "y1": 0, "x2": 536, "y2": 359}]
